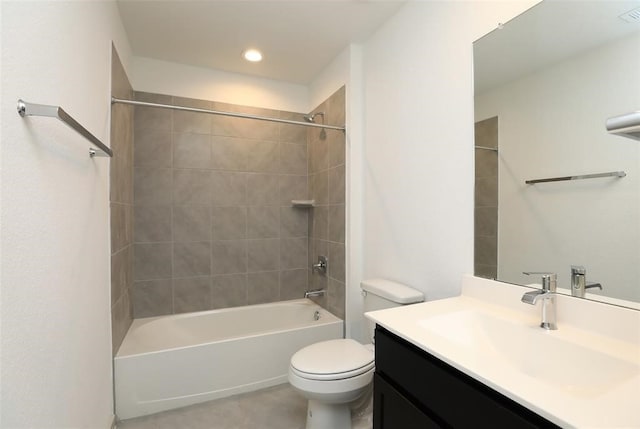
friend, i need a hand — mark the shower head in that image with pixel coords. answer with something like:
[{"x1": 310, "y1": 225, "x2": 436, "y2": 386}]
[{"x1": 303, "y1": 112, "x2": 324, "y2": 123}]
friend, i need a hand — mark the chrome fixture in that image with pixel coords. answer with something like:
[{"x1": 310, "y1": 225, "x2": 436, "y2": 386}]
[
  {"x1": 17, "y1": 99, "x2": 113, "y2": 158},
  {"x1": 521, "y1": 272, "x2": 557, "y2": 330},
  {"x1": 303, "y1": 111, "x2": 327, "y2": 139},
  {"x1": 606, "y1": 111, "x2": 640, "y2": 141},
  {"x1": 312, "y1": 255, "x2": 328, "y2": 275},
  {"x1": 304, "y1": 289, "x2": 326, "y2": 299},
  {"x1": 111, "y1": 97, "x2": 346, "y2": 132},
  {"x1": 570, "y1": 265, "x2": 603, "y2": 298},
  {"x1": 525, "y1": 171, "x2": 626, "y2": 185},
  {"x1": 303, "y1": 111, "x2": 324, "y2": 123}
]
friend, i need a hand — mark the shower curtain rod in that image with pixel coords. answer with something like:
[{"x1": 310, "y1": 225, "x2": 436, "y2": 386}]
[{"x1": 111, "y1": 97, "x2": 346, "y2": 132}]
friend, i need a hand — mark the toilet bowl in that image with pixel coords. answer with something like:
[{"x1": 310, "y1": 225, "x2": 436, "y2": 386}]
[
  {"x1": 289, "y1": 279, "x2": 424, "y2": 429},
  {"x1": 288, "y1": 339, "x2": 374, "y2": 429}
]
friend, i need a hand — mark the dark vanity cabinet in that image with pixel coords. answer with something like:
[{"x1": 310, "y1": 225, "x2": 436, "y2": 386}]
[{"x1": 373, "y1": 326, "x2": 560, "y2": 429}]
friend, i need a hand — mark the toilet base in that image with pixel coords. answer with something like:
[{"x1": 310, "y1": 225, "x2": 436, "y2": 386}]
[{"x1": 305, "y1": 399, "x2": 351, "y2": 429}]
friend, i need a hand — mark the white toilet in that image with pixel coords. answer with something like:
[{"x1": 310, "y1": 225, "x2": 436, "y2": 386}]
[{"x1": 288, "y1": 279, "x2": 424, "y2": 429}]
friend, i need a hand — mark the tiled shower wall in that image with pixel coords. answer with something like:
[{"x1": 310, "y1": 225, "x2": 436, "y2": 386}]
[
  {"x1": 474, "y1": 116, "x2": 498, "y2": 279},
  {"x1": 110, "y1": 46, "x2": 134, "y2": 354},
  {"x1": 308, "y1": 87, "x2": 346, "y2": 319},
  {"x1": 131, "y1": 92, "x2": 319, "y2": 317}
]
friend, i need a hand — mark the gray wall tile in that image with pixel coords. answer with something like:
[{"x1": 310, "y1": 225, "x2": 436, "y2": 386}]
[
  {"x1": 280, "y1": 207, "x2": 308, "y2": 238},
  {"x1": 327, "y1": 279, "x2": 345, "y2": 319},
  {"x1": 132, "y1": 279, "x2": 172, "y2": 318},
  {"x1": 279, "y1": 143, "x2": 307, "y2": 175},
  {"x1": 247, "y1": 174, "x2": 279, "y2": 205},
  {"x1": 211, "y1": 171, "x2": 247, "y2": 206},
  {"x1": 281, "y1": 238, "x2": 308, "y2": 270},
  {"x1": 134, "y1": 167, "x2": 172, "y2": 206},
  {"x1": 173, "y1": 169, "x2": 212, "y2": 206},
  {"x1": 310, "y1": 170, "x2": 328, "y2": 205},
  {"x1": 211, "y1": 274, "x2": 247, "y2": 309},
  {"x1": 174, "y1": 206, "x2": 211, "y2": 242},
  {"x1": 279, "y1": 175, "x2": 308, "y2": 205},
  {"x1": 475, "y1": 177, "x2": 498, "y2": 207},
  {"x1": 174, "y1": 242, "x2": 211, "y2": 278},
  {"x1": 247, "y1": 206, "x2": 280, "y2": 239},
  {"x1": 111, "y1": 203, "x2": 132, "y2": 252},
  {"x1": 328, "y1": 204, "x2": 345, "y2": 243},
  {"x1": 135, "y1": 105, "x2": 171, "y2": 133},
  {"x1": 248, "y1": 271, "x2": 280, "y2": 305},
  {"x1": 129, "y1": 91, "x2": 341, "y2": 315},
  {"x1": 280, "y1": 269, "x2": 308, "y2": 300},
  {"x1": 174, "y1": 277, "x2": 211, "y2": 313},
  {"x1": 211, "y1": 240, "x2": 247, "y2": 274},
  {"x1": 279, "y1": 112, "x2": 307, "y2": 144},
  {"x1": 475, "y1": 206, "x2": 498, "y2": 237},
  {"x1": 247, "y1": 239, "x2": 280, "y2": 272},
  {"x1": 327, "y1": 130, "x2": 345, "y2": 169},
  {"x1": 328, "y1": 165, "x2": 345, "y2": 205},
  {"x1": 328, "y1": 242, "x2": 345, "y2": 283},
  {"x1": 211, "y1": 136, "x2": 248, "y2": 171},
  {"x1": 134, "y1": 243, "x2": 172, "y2": 280},
  {"x1": 173, "y1": 133, "x2": 212, "y2": 169},
  {"x1": 134, "y1": 129, "x2": 172, "y2": 168},
  {"x1": 172, "y1": 97, "x2": 212, "y2": 134},
  {"x1": 111, "y1": 46, "x2": 134, "y2": 355},
  {"x1": 310, "y1": 206, "x2": 328, "y2": 240},
  {"x1": 134, "y1": 206, "x2": 172, "y2": 243},
  {"x1": 212, "y1": 206, "x2": 247, "y2": 240},
  {"x1": 247, "y1": 140, "x2": 280, "y2": 173},
  {"x1": 475, "y1": 235, "x2": 498, "y2": 266}
]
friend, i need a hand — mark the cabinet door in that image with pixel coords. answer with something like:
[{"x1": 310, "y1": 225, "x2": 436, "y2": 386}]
[{"x1": 373, "y1": 374, "x2": 442, "y2": 429}]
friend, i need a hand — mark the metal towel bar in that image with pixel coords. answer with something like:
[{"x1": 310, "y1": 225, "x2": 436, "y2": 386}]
[
  {"x1": 17, "y1": 99, "x2": 113, "y2": 158},
  {"x1": 525, "y1": 171, "x2": 626, "y2": 185}
]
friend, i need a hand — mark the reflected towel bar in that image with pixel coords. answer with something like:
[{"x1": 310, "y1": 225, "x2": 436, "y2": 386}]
[
  {"x1": 525, "y1": 171, "x2": 626, "y2": 185},
  {"x1": 17, "y1": 99, "x2": 113, "y2": 158},
  {"x1": 111, "y1": 97, "x2": 346, "y2": 132}
]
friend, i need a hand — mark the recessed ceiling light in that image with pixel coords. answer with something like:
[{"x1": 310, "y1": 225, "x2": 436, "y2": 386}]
[{"x1": 243, "y1": 49, "x2": 263, "y2": 62}]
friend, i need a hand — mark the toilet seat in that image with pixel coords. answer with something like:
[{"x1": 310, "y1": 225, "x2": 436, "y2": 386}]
[{"x1": 290, "y1": 339, "x2": 374, "y2": 381}]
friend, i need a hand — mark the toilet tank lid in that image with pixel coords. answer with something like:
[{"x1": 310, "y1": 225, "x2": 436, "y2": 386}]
[{"x1": 361, "y1": 278, "x2": 424, "y2": 304}]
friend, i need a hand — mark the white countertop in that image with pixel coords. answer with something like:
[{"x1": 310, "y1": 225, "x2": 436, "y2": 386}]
[{"x1": 365, "y1": 275, "x2": 640, "y2": 428}]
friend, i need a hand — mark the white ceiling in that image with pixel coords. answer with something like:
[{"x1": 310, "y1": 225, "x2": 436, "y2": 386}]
[
  {"x1": 116, "y1": 0, "x2": 405, "y2": 85},
  {"x1": 474, "y1": 0, "x2": 640, "y2": 94}
]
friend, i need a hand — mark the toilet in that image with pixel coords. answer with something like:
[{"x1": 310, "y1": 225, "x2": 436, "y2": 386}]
[{"x1": 288, "y1": 279, "x2": 424, "y2": 429}]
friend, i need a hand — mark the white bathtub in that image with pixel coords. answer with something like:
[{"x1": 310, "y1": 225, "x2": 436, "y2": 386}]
[{"x1": 114, "y1": 299, "x2": 343, "y2": 419}]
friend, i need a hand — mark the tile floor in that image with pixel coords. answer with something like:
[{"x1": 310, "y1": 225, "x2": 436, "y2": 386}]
[{"x1": 117, "y1": 383, "x2": 373, "y2": 429}]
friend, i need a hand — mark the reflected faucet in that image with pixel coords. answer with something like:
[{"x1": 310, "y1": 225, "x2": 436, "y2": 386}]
[
  {"x1": 570, "y1": 265, "x2": 603, "y2": 298},
  {"x1": 521, "y1": 272, "x2": 558, "y2": 330}
]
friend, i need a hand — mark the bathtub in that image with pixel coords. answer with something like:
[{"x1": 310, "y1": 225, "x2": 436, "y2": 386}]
[{"x1": 114, "y1": 299, "x2": 343, "y2": 419}]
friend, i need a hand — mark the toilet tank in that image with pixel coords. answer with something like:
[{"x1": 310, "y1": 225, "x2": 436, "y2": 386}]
[{"x1": 361, "y1": 278, "x2": 424, "y2": 343}]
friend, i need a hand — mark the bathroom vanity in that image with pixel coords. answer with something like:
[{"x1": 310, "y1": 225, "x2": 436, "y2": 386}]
[
  {"x1": 366, "y1": 276, "x2": 640, "y2": 428},
  {"x1": 373, "y1": 326, "x2": 557, "y2": 428}
]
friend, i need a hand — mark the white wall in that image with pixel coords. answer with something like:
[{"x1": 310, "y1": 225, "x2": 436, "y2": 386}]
[
  {"x1": 132, "y1": 56, "x2": 309, "y2": 113},
  {"x1": 359, "y1": 0, "x2": 538, "y2": 324},
  {"x1": 1, "y1": 1, "x2": 132, "y2": 427},
  {"x1": 476, "y1": 33, "x2": 640, "y2": 302}
]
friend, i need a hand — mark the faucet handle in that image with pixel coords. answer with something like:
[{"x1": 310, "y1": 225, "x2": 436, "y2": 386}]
[
  {"x1": 571, "y1": 265, "x2": 586, "y2": 275},
  {"x1": 523, "y1": 272, "x2": 557, "y2": 292}
]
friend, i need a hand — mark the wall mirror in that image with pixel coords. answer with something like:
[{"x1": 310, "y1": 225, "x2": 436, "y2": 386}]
[{"x1": 473, "y1": 0, "x2": 640, "y2": 307}]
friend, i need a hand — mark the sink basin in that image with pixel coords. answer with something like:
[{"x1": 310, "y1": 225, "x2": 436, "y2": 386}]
[{"x1": 419, "y1": 310, "x2": 639, "y2": 398}]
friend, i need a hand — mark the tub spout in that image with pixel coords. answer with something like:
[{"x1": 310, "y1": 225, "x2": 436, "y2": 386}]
[{"x1": 304, "y1": 289, "x2": 326, "y2": 298}]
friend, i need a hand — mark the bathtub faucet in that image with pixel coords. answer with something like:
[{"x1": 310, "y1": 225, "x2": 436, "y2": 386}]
[{"x1": 304, "y1": 289, "x2": 326, "y2": 298}]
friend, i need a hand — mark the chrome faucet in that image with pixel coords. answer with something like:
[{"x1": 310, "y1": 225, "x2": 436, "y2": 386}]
[
  {"x1": 570, "y1": 265, "x2": 603, "y2": 298},
  {"x1": 522, "y1": 272, "x2": 558, "y2": 330},
  {"x1": 312, "y1": 255, "x2": 328, "y2": 275},
  {"x1": 304, "y1": 289, "x2": 326, "y2": 298}
]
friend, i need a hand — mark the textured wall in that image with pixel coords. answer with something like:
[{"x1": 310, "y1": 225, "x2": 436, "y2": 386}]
[
  {"x1": 131, "y1": 92, "x2": 312, "y2": 317},
  {"x1": 307, "y1": 86, "x2": 347, "y2": 319},
  {"x1": 111, "y1": 46, "x2": 134, "y2": 354},
  {"x1": 474, "y1": 117, "x2": 498, "y2": 279},
  {"x1": 1, "y1": 2, "x2": 132, "y2": 427}
]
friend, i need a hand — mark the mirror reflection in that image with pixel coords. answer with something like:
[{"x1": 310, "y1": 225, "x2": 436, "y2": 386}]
[{"x1": 473, "y1": 0, "x2": 640, "y2": 305}]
